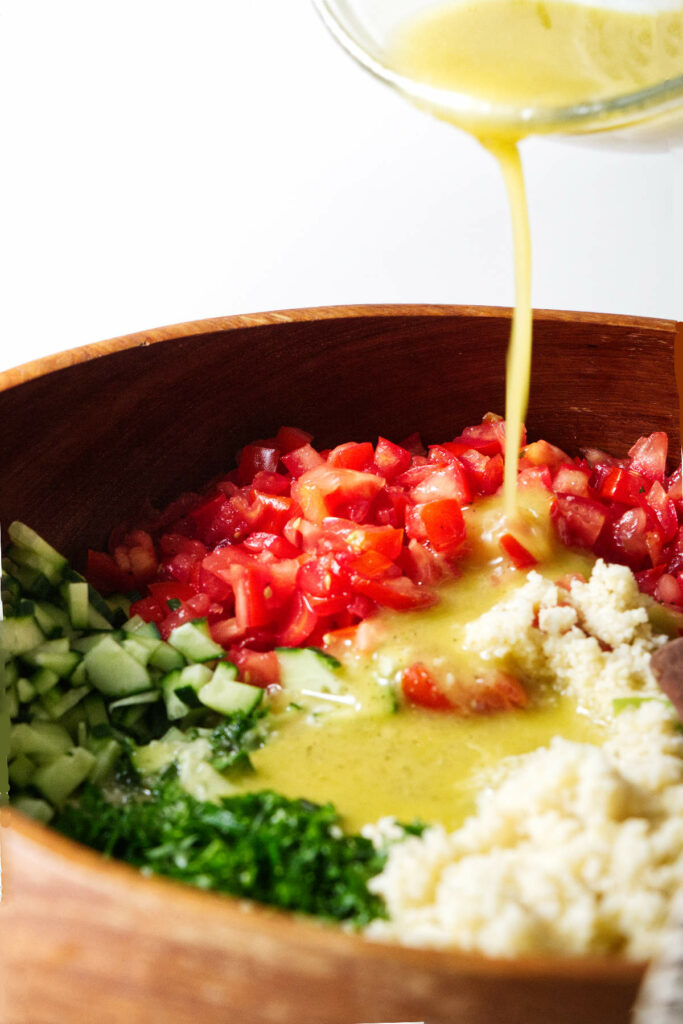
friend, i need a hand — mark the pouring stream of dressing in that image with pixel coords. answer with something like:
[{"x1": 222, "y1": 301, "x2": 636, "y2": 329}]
[{"x1": 387, "y1": 0, "x2": 683, "y2": 525}]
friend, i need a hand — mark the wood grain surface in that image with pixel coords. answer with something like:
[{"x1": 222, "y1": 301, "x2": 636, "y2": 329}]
[{"x1": 0, "y1": 305, "x2": 678, "y2": 1024}]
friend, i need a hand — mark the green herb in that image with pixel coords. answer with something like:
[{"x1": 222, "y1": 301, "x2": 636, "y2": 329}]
[
  {"x1": 209, "y1": 706, "x2": 269, "y2": 774},
  {"x1": 166, "y1": 598, "x2": 182, "y2": 610},
  {"x1": 53, "y1": 777, "x2": 388, "y2": 926}
]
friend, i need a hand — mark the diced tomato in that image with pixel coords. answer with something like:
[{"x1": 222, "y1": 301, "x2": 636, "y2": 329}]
[
  {"x1": 280, "y1": 443, "x2": 324, "y2": 478},
  {"x1": 343, "y1": 523, "x2": 404, "y2": 561},
  {"x1": 452, "y1": 671, "x2": 528, "y2": 715},
  {"x1": 148, "y1": 581, "x2": 196, "y2": 606},
  {"x1": 113, "y1": 529, "x2": 158, "y2": 585},
  {"x1": 654, "y1": 572, "x2": 683, "y2": 606},
  {"x1": 250, "y1": 471, "x2": 292, "y2": 496},
  {"x1": 645, "y1": 480, "x2": 678, "y2": 542},
  {"x1": 499, "y1": 533, "x2": 538, "y2": 569},
  {"x1": 399, "y1": 432, "x2": 426, "y2": 456},
  {"x1": 374, "y1": 437, "x2": 412, "y2": 479},
  {"x1": 552, "y1": 494, "x2": 607, "y2": 548},
  {"x1": 274, "y1": 425, "x2": 313, "y2": 454},
  {"x1": 296, "y1": 555, "x2": 352, "y2": 616},
  {"x1": 598, "y1": 467, "x2": 649, "y2": 506},
  {"x1": 401, "y1": 663, "x2": 452, "y2": 710},
  {"x1": 230, "y1": 649, "x2": 280, "y2": 688},
  {"x1": 232, "y1": 565, "x2": 273, "y2": 630},
  {"x1": 458, "y1": 450, "x2": 504, "y2": 497},
  {"x1": 277, "y1": 591, "x2": 319, "y2": 647},
  {"x1": 352, "y1": 574, "x2": 436, "y2": 610},
  {"x1": 85, "y1": 549, "x2": 136, "y2": 595},
  {"x1": 627, "y1": 432, "x2": 668, "y2": 482},
  {"x1": 327, "y1": 441, "x2": 374, "y2": 471},
  {"x1": 250, "y1": 491, "x2": 296, "y2": 534},
  {"x1": 188, "y1": 494, "x2": 229, "y2": 540},
  {"x1": 410, "y1": 462, "x2": 471, "y2": 506},
  {"x1": 552, "y1": 465, "x2": 590, "y2": 497},
  {"x1": 406, "y1": 499, "x2": 466, "y2": 556},
  {"x1": 292, "y1": 465, "x2": 385, "y2": 523},
  {"x1": 348, "y1": 548, "x2": 399, "y2": 580},
  {"x1": 238, "y1": 444, "x2": 281, "y2": 486},
  {"x1": 520, "y1": 439, "x2": 570, "y2": 471}
]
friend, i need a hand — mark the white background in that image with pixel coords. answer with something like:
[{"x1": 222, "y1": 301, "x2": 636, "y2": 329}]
[{"x1": 1, "y1": 0, "x2": 681, "y2": 371}]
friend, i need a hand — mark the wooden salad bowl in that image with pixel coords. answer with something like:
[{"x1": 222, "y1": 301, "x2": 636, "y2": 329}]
[{"x1": 1, "y1": 305, "x2": 680, "y2": 1024}]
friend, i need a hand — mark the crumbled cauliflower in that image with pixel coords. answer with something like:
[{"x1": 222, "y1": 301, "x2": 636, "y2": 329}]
[{"x1": 365, "y1": 560, "x2": 683, "y2": 958}]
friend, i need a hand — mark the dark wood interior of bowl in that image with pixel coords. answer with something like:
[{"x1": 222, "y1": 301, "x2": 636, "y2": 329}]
[
  {"x1": 0, "y1": 305, "x2": 678, "y2": 565},
  {"x1": 1, "y1": 306, "x2": 678, "y2": 1024}
]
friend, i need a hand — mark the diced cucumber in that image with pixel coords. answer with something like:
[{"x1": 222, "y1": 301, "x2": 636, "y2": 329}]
[
  {"x1": 199, "y1": 662, "x2": 263, "y2": 716},
  {"x1": 34, "y1": 601, "x2": 72, "y2": 639},
  {"x1": 63, "y1": 567, "x2": 116, "y2": 625},
  {"x1": 4, "y1": 658, "x2": 20, "y2": 687},
  {"x1": 109, "y1": 690, "x2": 160, "y2": 712},
  {"x1": 69, "y1": 658, "x2": 89, "y2": 687},
  {"x1": 148, "y1": 641, "x2": 185, "y2": 673},
  {"x1": 88, "y1": 737, "x2": 122, "y2": 785},
  {"x1": 71, "y1": 631, "x2": 122, "y2": 654},
  {"x1": 66, "y1": 581, "x2": 90, "y2": 630},
  {"x1": 33, "y1": 746, "x2": 97, "y2": 806},
  {"x1": 9, "y1": 753, "x2": 37, "y2": 788},
  {"x1": 10, "y1": 720, "x2": 73, "y2": 762},
  {"x1": 16, "y1": 677, "x2": 36, "y2": 703},
  {"x1": 12, "y1": 795, "x2": 54, "y2": 824},
  {"x1": 8, "y1": 521, "x2": 68, "y2": 585},
  {"x1": 168, "y1": 619, "x2": 224, "y2": 662},
  {"x1": 2, "y1": 557, "x2": 55, "y2": 601},
  {"x1": 162, "y1": 663, "x2": 213, "y2": 719},
  {"x1": 83, "y1": 693, "x2": 109, "y2": 729},
  {"x1": 42, "y1": 684, "x2": 90, "y2": 721},
  {"x1": 22, "y1": 638, "x2": 81, "y2": 679},
  {"x1": 84, "y1": 635, "x2": 151, "y2": 697},
  {"x1": 123, "y1": 615, "x2": 161, "y2": 639},
  {"x1": 121, "y1": 634, "x2": 161, "y2": 668},
  {"x1": 0, "y1": 615, "x2": 45, "y2": 656}
]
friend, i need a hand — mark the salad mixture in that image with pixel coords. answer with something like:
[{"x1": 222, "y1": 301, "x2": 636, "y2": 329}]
[{"x1": 4, "y1": 417, "x2": 683, "y2": 950}]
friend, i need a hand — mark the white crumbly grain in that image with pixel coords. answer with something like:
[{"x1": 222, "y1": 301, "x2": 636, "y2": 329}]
[{"x1": 365, "y1": 560, "x2": 683, "y2": 958}]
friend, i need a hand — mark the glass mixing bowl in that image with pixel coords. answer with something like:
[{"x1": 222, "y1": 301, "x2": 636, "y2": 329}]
[{"x1": 313, "y1": 0, "x2": 683, "y2": 143}]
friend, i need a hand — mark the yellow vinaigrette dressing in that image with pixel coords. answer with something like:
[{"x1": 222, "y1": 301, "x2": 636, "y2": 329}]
[{"x1": 242, "y1": 495, "x2": 601, "y2": 832}]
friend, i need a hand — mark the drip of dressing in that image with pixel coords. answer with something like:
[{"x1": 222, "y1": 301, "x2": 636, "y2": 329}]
[{"x1": 387, "y1": 0, "x2": 683, "y2": 524}]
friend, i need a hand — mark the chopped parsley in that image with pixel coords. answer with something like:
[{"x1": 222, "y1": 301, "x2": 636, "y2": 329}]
[{"x1": 53, "y1": 777, "x2": 388, "y2": 926}]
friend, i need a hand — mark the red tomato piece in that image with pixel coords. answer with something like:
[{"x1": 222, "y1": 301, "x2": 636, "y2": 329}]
[
  {"x1": 352, "y1": 575, "x2": 436, "y2": 611},
  {"x1": 521, "y1": 439, "x2": 570, "y2": 470},
  {"x1": 292, "y1": 465, "x2": 385, "y2": 524},
  {"x1": 129, "y1": 595, "x2": 165, "y2": 624},
  {"x1": 327, "y1": 441, "x2": 374, "y2": 471},
  {"x1": 598, "y1": 467, "x2": 649, "y2": 506},
  {"x1": 231, "y1": 566, "x2": 273, "y2": 630},
  {"x1": 401, "y1": 663, "x2": 452, "y2": 710},
  {"x1": 552, "y1": 494, "x2": 607, "y2": 549},
  {"x1": 296, "y1": 555, "x2": 352, "y2": 616},
  {"x1": 499, "y1": 533, "x2": 538, "y2": 569},
  {"x1": 274, "y1": 425, "x2": 314, "y2": 454},
  {"x1": 410, "y1": 462, "x2": 471, "y2": 506},
  {"x1": 551, "y1": 465, "x2": 591, "y2": 497},
  {"x1": 645, "y1": 480, "x2": 678, "y2": 542},
  {"x1": 280, "y1": 443, "x2": 325, "y2": 478},
  {"x1": 452, "y1": 671, "x2": 528, "y2": 715},
  {"x1": 85, "y1": 550, "x2": 136, "y2": 595},
  {"x1": 627, "y1": 432, "x2": 668, "y2": 482},
  {"x1": 277, "y1": 591, "x2": 319, "y2": 647},
  {"x1": 250, "y1": 491, "x2": 296, "y2": 534},
  {"x1": 238, "y1": 444, "x2": 281, "y2": 486},
  {"x1": 406, "y1": 499, "x2": 466, "y2": 556},
  {"x1": 374, "y1": 437, "x2": 412, "y2": 479},
  {"x1": 343, "y1": 523, "x2": 404, "y2": 561},
  {"x1": 230, "y1": 649, "x2": 280, "y2": 688}
]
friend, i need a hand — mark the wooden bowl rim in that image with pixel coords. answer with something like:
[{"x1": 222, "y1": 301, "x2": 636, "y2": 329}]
[
  {"x1": 4, "y1": 302, "x2": 675, "y2": 984},
  {"x1": 0, "y1": 303, "x2": 678, "y2": 392},
  {"x1": 0, "y1": 807, "x2": 644, "y2": 982}
]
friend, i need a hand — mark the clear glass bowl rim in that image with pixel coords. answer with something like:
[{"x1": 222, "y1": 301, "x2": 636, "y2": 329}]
[{"x1": 313, "y1": 0, "x2": 683, "y2": 134}]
